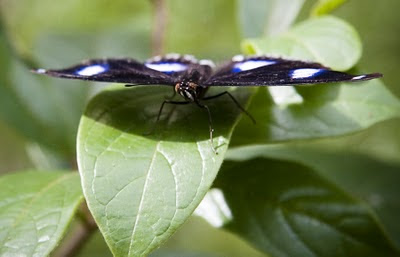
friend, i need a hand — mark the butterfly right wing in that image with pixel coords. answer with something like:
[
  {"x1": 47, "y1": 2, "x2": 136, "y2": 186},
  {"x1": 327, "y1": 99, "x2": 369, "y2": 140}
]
[
  {"x1": 205, "y1": 55, "x2": 382, "y2": 86},
  {"x1": 33, "y1": 58, "x2": 177, "y2": 85}
]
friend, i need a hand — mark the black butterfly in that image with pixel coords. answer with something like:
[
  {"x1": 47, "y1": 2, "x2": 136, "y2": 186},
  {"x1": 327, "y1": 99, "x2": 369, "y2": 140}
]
[{"x1": 33, "y1": 53, "x2": 382, "y2": 152}]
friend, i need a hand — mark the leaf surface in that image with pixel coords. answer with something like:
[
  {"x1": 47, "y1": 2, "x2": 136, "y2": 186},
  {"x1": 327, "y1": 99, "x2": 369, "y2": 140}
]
[
  {"x1": 211, "y1": 158, "x2": 399, "y2": 257},
  {"x1": 77, "y1": 86, "x2": 253, "y2": 256},
  {"x1": 237, "y1": 0, "x2": 305, "y2": 37},
  {"x1": 0, "y1": 171, "x2": 83, "y2": 257},
  {"x1": 227, "y1": 145, "x2": 400, "y2": 248},
  {"x1": 231, "y1": 79, "x2": 400, "y2": 146},
  {"x1": 243, "y1": 16, "x2": 361, "y2": 71}
]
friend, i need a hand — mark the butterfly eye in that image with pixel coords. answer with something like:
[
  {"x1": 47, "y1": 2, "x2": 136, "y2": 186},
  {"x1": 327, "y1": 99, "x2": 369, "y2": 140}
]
[{"x1": 76, "y1": 64, "x2": 109, "y2": 76}]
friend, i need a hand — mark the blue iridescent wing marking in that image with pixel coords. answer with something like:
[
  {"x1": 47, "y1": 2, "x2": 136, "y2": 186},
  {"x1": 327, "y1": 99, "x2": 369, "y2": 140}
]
[
  {"x1": 33, "y1": 58, "x2": 176, "y2": 85},
  {"x1": 205, "y1": 55, "x2": 382, "y2": 86}
]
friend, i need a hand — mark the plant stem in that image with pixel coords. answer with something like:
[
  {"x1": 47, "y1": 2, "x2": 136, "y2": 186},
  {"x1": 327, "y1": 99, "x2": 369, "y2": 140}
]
[
  {"x1": 150, "y1": 0, "x2": 168, "y2": 56},
  {"x1": 53, "y1": 202, "x2": 97, "y2": 257}
]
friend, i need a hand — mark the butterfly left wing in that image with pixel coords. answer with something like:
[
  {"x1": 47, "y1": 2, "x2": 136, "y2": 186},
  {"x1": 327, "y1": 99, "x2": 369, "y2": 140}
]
[
  {"x1": 33, "y1": 58, "x2": 178, "y2": 85},
  {"x1": 204, "y1": 55, "x2": 382, "y2": 86}
]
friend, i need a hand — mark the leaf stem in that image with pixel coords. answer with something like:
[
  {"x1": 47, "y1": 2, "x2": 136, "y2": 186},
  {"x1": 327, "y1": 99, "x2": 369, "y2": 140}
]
[{"x1": 150, "y1": 0, "x2": 168, "y2": 56}]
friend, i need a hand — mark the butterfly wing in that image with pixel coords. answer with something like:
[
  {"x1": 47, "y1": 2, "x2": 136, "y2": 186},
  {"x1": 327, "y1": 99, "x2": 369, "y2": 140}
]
[
  {"x1": 205, "y1": 55, "x2": 382, "y2": 86},
  {"x1": 33, "y1": 58, "x2": 177, "y2": 85},
  {"x1": 33, "y1": 54, "x2": 212, "y2": 86},
  {"x1": 144, "y1": 54, "x2": 215, "y2": 82}
]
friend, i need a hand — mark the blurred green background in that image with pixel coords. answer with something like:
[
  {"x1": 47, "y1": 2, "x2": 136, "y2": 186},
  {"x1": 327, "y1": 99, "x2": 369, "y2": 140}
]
[{"x1": 0, "y1": 0, "x2": 399, "y2": 256}]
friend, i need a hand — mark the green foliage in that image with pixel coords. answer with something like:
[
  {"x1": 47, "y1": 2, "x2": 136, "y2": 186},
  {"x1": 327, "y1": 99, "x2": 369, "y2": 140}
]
[
  {"x1": 231, "y1": 79, "x2": 400, "y2": 146},
  {"x1": 77, "y1": 86, "x2": 253, "y2": 256},
  {"x1": 237, "y1": 0, "x2": 305, "y2": 37},
  {"x1": 213, "y1": 158, "x2": 398, "y2": 257},
  {"x1": 311, "y1": 0, "x2": 349, "y2": 16},
  {"x1": 0, "y1": 171, "x2": 83, "y2": 257},
  {"x1": 233, "y1": 16, "x2": 400, "y2": 146},
  {"x1": 1, "y1": 1, "x2": 400, "y2": 257},
  {"x1": 227, "y1": 144, "x2": 400, "y2": 247},
  {"x1": 0, "y1": 24, "x2": 89, "y2": 157},
  {"x1": 242, "y1": 16, "x2": 362, "y2": 71}
]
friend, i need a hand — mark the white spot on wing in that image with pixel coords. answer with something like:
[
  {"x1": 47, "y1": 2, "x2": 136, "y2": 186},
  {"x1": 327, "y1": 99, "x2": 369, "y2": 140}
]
[
  {"x1": 36, "y1": 68, "x2": 46, "y2": 74},
  {"x1": 232, "y1": 60, "x2": 276, "y2": 72},
  {"x1": 352, "y1": 75, "x2": 367, "y2": 80},
  {"x1": 76, "y1": 64, "x2": 108, "y2": 76},
  {"x1": 145, "y1": 62, "x2": 188, "y2": 73},
  {"x1": 291, "y1": 68, "x2": 323, "y2": 79}
]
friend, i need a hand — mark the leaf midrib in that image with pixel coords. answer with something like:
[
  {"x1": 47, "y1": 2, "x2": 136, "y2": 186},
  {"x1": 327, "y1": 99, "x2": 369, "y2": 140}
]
[{"x1": 127, "y1": 141, "x2": 160, "y2": 256}]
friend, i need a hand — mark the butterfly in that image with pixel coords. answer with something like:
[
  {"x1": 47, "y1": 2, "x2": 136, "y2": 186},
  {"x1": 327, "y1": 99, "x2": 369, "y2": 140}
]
[{"x1": 33, "y1": 53, "x2": 382, "y2": 152}]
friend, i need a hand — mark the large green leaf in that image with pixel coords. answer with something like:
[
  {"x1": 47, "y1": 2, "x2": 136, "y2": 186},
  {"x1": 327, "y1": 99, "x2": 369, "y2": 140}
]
[
  {"x1": 243, "y1": 16, "x2": 361, "y2": 71},
  {"x1": 0, "y1": 171, "x2": 83, "y2": 257},
  {"x1": 210, "y1": 158, "x2": 399, "y2": 257},
  {"x1": 237, "y1": 0, "x2": 305, "y2": 37},
  {"x1": 77, "y1": 86, "x2": 253, "y2": 256},
  {"x1": 231, "y1": 79, "x2": 400, "y2": 146},
  {"x1": 227, "y1": 145, "x2": 400, "y2": 248}
]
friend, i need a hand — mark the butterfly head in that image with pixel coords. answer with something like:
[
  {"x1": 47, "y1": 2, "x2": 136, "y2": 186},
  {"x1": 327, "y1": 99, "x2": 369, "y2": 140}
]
[{"x1": 175, "y1": 80, "x2": 203, "y2": 102}]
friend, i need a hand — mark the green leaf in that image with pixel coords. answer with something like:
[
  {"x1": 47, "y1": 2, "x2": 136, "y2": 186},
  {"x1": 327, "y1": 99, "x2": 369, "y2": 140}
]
[
  {"x1": 212, "y1": 158, "x2": 399, "y2": 257},
  {"x1": 242, "y1": 16, "x2": 362, "y2": 71},
  {"x1": 311, "y1": 0, "x2": 348, "y2": 16},
  {"x1": 234, "y1": 15, "x2": 400, "y2": 145},
  {"x1": 227, "y1": 145, "x2": 400, "y2": 248},
  {"x1": 77, "y1": 86, "x2": 253, "y2": 257},
  {"x1": 230, "y1": 78, "x2": 400, "y2": 146},
  {"x1": 238, "y1": 0, "x2": 306, "y2": 37},
  {"x1": 0, "y1": 171, "x2": 83, "y2": 257}
]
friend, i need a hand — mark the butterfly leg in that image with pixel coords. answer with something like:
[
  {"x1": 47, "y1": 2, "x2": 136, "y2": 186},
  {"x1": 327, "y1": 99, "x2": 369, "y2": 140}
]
[
  {"x1": 144, "y1": 100, "x2": 190, "y2": 135},
  {"x1": 203, "y1": 91, "x2": 256, "y2": 124},
  {"x1": 195, "y1": 102, "x2": 217, "y2": 154}
]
